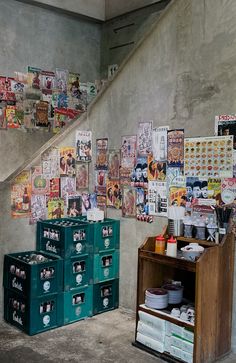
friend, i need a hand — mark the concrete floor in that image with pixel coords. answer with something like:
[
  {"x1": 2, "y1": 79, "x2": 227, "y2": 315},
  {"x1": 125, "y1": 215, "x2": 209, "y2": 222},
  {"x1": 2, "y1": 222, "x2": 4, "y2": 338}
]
[{"x1": 0, "y1": 309, "x2": 236, "y2": 363}]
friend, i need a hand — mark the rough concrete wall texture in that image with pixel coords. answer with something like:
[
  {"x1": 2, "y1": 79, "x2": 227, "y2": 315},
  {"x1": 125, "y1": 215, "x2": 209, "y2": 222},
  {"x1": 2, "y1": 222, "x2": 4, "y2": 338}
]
[
  {"x1": 105, "y1": 0, "x2": 162, "y2": 19},
  {"x1": 2, "y1": 0, "x2": 236, "y2": 351}
]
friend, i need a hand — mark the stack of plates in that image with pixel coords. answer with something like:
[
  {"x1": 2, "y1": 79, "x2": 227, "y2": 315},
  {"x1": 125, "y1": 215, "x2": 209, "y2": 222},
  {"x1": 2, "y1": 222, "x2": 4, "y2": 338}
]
[
  {"x1": 162, "y1": 284, "x2": 183, "y2": 304},
  {"x1": 145, "y1": 288, "x2": 168, "y2": 309}
]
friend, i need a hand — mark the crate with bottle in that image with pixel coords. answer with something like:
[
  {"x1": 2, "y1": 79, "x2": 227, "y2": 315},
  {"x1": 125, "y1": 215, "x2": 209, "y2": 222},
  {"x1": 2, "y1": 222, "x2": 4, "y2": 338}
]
[
  {"x1": 93, "y1": 278, "x2": 119, "y2": 315},
  {"x1": 63, "y1": 253, "x2": 93, "y2": 291},
  {"x1": 93, "y1": 249, "x2": 119, "y2": 284}
]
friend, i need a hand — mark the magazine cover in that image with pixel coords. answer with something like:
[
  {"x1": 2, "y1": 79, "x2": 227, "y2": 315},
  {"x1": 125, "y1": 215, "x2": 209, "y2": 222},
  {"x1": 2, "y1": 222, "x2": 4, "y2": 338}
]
[
  {"x1": 215, "y1": 115, "x2": 236, "y2": 149},
  {"x1": 60, "y1": 177, "x2": 76, "y2": 201},
  {"x1": 166, "y1": 167, "x2": 185, "y2": 188},
  {"x1": 167, "y1": 129, "x2": 184, "y2": 167},
  {"x1": 96, "y1": 138, "x2": 108, "y2": 170},
  {"x1": 95, "y1": 170, "x2": 107, "y2": 196},
  {"x1": 76, "y1": 130, "x2": 92, "y2": 162},
  {"x1": 27, "y1": 66, "x2": 41, "y2": 89},
  {"x1": 0, "y1": 102, "x2": 6, "y2": 129},
  {"x1": 41, "y1": 147, "x2": 60, "y2": 178},
  {"x1": 55, "y1": 68, "x2": 68, "y2": 93},
  {"x1": 148, "y1": 181, "x2": 168, "y2": 217},
  {"x1": 221, "y1": 178, "x2": 236, "y2": 204},
  {"x1": 122, "y1": 186, "x2": 136, "y2": 218},
  {"x1": 169, "y1": 186, "x2": 187, "y2": 207},
  {"x1": 6, "y1": 105, "x2": 19, "y2": 128},
  {"x1": 67, "y1": 195, "x2": 82, "y2": 217},
  {"x1": 60, "y1": 147, "x2": 76, "y2": 176},
  {"x1": 208, "y1": 178, "x2": 221, "y2": 201},
  {"x1": 11, "y1": 170, "x2": 31, "y2": 218},
  {"x1": 47, "y1": 178, "x2": 60, "y2": 199},
  {"x1": 106, "y1": 180, "x2": 122, "y2": 209},
  {"x1": 121, "y1": 135, "x2": 137, "y2": 169},
  {"x1": 30, "y1": 194, "x2": 46, "y2": 224},
  {"x1": 108, "y1": 150, "x2": 120, "y2": 179},
  {"x1": 31, "y1": 166, "x2": 49, "y2": 195},
  {"x1": 152, "y1": 126, "x2": 169, "y2": 161},
  {"x1": 47, "y1": 198, "x2": 64, "y2": 219},
  {"x1": 136, "y1": 187, "x2": 148, "y2": 216},
  {"x1": 137, "y1": 121, "x2": 153, "y2": 156},
  {"x1": 40, "y1": 70, "x2": 55, "y2": 92},
  {"x1": 35, "y1": 101, "x2": 49, "y2": 127},
  {"x1": 130, "y1": 157, "x2": 148, "y2": 188},
  {"x1": 76, "y1": 163, "x2": 89, "y2": 190}
]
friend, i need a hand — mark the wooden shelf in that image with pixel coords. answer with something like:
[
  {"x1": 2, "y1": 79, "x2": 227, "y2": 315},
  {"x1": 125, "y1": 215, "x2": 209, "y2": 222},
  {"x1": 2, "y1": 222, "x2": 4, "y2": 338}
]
[{"x1": 176, "y1": 236, "x2": 218, "y2": 247}]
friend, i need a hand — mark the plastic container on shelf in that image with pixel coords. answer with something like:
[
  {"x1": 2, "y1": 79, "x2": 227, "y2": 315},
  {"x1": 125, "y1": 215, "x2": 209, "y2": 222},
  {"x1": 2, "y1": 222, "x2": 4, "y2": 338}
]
[
  {"x1": 166, "y1": 236, "x2": 177, "y2": 257},
  {"x1": 155, "y1": 235, "x2": 166, "y2": 254},
  {"x1": 183, "y1": 217, "x2": 193, "y2": 238}
]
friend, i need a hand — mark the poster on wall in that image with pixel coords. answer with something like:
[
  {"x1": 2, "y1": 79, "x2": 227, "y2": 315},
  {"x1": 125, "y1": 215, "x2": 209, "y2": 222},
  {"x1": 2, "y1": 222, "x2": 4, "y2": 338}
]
[
  {"x1": 131, "y1": 157, "x2": 148, "y2": 187},
  {"x1": 41, "y1": 147, "x2": 60, "y2": 178},
  {"x1": 95, "y1": 170, "x2": 107, "y2": 196},
  {"x1": 137, "y1": 121, "x2": 153, "y2": 156},
  {"x1": 215, "y1": 115, "x2": 236, "y2": 149},
  {"x1": 60, "y1": 176, "x2": 76, "y2": 201},
  {"x1": 0, "y1": 102, "x2": 6, "y2": 129},
  {"x1": 27, "y1": 66, "x2": 41, "y2": 89},
  {"x1": 169, "y1": 186, "x2": 187, "y2": 207},
  {"x1": 31, "y1": 166, "x2": 49, "y2": 195},
  {"x1": 97, "y1": 195, "x2": 107, "y2": 216},
  {"x1": 68, "y1": 72, "x2": 81, "y2": 98},
  {"x1": 66, "y1": 195, "x2": 82, "y2": 217},
  {"x1": 6, "y1": 105, "x2": 19, "y2": 128},
  {"x1": 184, "y1": 136, "x2": 233, "y2": 178},
  {"x1": 47, "y1": 198, "x2": 64, "y2": 219},
  {"x1": 11, "y1": 170, "x2": 31, "y2": 218},
  {"x1": 106, "y1": 180, "x2": 122, "y2": 209},
  {"x1": 122, "y1": 186, "x2": 136, "y2": 218},
  {"x1": 95, "y1": 138, "x2": 108, "y2": 170},
  {"x1": 40, "y1": 70, "x2": 55, "y2": 93},
  {"x1": 148, "y1": 181, "x2": 168, "y2": 217},
  {"x1": 221, "y1": 178, "x2": 236, "y2": 204},
  {"x1": 167, "y1": 129, "x2": 184, "y2": 167},
  {"x1": 55, "y1": 68, "x2": 68, "y2": 93},
  {"x1": 166, "y1": 167, "x2": 185, "y2": 187},
  {"x1": 76, "y1": 163, "x2": 89, "y2": 190},
  {"x1": 47, "y1": 178, "x2": 60, "y2": 200},
  {"x1": 121, "y1": 135, "x2": 137, "y2": 169},
  {"x1": 76, "y1": 130, "x2": 92, "y2": 162},
  {"x1": 29, "y1": 194, "x2": 46, "y2": 224},
  {"x1": 59, "y1": 147, "x2": 76, "y2": 176},
  {"x1": 136, "y1": 187, "x2": 148, "y2": 217},
  {"x1": 108, "y1": 150, "x2": 120, "y2": 179},
  {"x1": 81, "y1": 192, "x2": 97, "y2": 215},
  {"x1": 152, "y1": 126, "x2": 169, "y2": 161}
]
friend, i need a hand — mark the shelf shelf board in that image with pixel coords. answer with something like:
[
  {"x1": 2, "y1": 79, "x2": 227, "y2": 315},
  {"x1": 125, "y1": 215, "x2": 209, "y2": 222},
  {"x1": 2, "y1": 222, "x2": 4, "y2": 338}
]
[
  {"x1": 177, "y1": 236, "x2": 218, "y2": 247},
  {"x1": 139, "y1": 304, "x2": 194, "y2": 330}
]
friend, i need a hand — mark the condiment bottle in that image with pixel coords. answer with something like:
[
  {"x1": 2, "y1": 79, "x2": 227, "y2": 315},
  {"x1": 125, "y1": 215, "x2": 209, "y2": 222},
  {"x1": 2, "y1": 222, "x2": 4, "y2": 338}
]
[
  {"x1": 155, "y1": 235, "x2": 166, "y2": 254},
  {"x1": 166, "y1": 235, "x2": 177, "y2": 257}
]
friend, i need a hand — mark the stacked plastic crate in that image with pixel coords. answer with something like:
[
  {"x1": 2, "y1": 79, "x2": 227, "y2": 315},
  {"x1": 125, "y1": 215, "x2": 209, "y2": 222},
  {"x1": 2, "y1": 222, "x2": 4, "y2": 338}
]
[
  {"x1": 3, "y1": 250, "x2": 63, "y2": 335},
  {"x1": 36, "y1": 218, "x2": 93, "y2": 325}
]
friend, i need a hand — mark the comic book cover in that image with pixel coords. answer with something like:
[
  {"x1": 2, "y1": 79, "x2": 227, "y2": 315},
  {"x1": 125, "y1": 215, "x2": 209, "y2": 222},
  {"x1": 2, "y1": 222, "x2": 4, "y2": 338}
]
[
  {"x1": 221, "y1": 178, "x2": 236, "y2": 204},
  {"x1": 122, "y1": 186, "x2": 136, "y2": 218},
  {"x1": 29, "y1": 194, "x2": 46, "y2": 224},
  {"x1": 152, "y1": 126, "x2": 169, "y2": 161},
  {"x1": 27, "y1": 66, "x2": 42, "y2": 89},
  {"x1": 136, "y1": 187, "x2": 149, "y2": 216},
  {"x1": 130, "y1": 157, "x2": 148, "y2": 188},
  {"x1": 35, "y1": 101, "x2": 49, "y2": 127},
  {"x1": 40, "y1": 70, "x2": 55, "y2": 92},
  {"x1": 137, "y1": 121, "x2": 153, "y2": 156},
  {"x1": 97, "y1": 195, "x2": 107, "y2": 216},
  {"x1": 41, "y1": 147, "x2": 60, "y2": 178},
  {"x1": 60, "y1": 177, "x2": 76, "y2": 201},
  {"x1": 47, "y1": 198, "x2": 64, "y2": 219},
  {"x1": 55, "y1": 68, "x2": 68, "y2": 93},
  {"x1": 59, "y1": 147, "x2": 76, "y2": 176},
  {"x1": 108, "y1": 150, "x2": 120, "y2": 179},
  {"x1": 76, "y1": 163, "x2": 89, "y2": 190},
  {"x1": 47, "y1": 178, "x2": 60, "y2": 199},
  {"x1": 167, "y1": 129, "x2": 184, "y2": 167},
  {"x1": 166, "y1": 167, "x2": 185, "y2": 188},
  {"x1": 6, "y1": 105, "x2": 19, "y2": 128},
  {"x1": 31, "y1": 166, "x2": 49, "y2": 195},
  {"x1": 95, "y1": 170, "x2": 107, "y2": 196},
  {"x1": 106, "y1": 180, "x2": 122, "y2": 209},
  {"x1": 76, "y1": 130, "x2": 92, "y2": 162},
  {"x1": 121, "y1": 135, "x2": 137, "y2": 169},
  {"x1": 169, "y1": 186, "x2": 187, "y2": 207},
  {"x1": 0, "y1": 102, "x2": 6, "y2": 129},
  {"x1": 11, "y1": 170, "x2": 31, "y2": 218},
  {"x1": 148, "y1": 181, "x2": 168, "y2": 217},
  {"x1": 96, "y1": 138, "x2": 108, "y2": 170},
  {"x1": 67, "y1": 195, "x2": 82, "y2": 217},
  {"x1": 87, "y1": 82, "x2": 97, "y2": 104}
]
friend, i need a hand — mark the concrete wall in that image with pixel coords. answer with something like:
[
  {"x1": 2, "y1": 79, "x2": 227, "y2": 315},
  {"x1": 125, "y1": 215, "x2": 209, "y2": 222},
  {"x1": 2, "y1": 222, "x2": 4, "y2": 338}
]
[
  {"x1": 0, "y1": 0, "x2": 101, "y2": 181},
  {"x1": 105, "y1": 0, "x2": 162, "y2": 19},
  {"x1": 2, "y1": 0, "x2": 236, "y2": 351}
]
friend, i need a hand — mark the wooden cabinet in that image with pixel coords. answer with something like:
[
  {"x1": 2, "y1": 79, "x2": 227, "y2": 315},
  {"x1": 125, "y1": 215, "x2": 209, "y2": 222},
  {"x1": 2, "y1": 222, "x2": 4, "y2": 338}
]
[{"x1": 133, "y1": 233, "x2": 235, "y2": 363}]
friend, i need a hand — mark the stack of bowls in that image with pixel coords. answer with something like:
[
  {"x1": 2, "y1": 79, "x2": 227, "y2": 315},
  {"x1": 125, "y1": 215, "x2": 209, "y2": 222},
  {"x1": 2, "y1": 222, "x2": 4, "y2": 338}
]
[
  {"x1": 145, "y1": 288, "x2": 168, "y2": 309},
  {"x1": 162, "y1": 284, "x2": 183, "y2": 304}
]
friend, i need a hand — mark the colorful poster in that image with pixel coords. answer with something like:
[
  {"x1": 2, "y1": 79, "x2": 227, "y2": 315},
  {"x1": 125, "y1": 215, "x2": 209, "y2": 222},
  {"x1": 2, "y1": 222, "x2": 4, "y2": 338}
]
[
  {"x1": 137, "y1": 121, "x2": 153, "y2": 156},
  {"x1": 23, "y1": 98, "x2": 37, "y2": 128},
  {"x1": 215, "y1": 115, "x2": 236, "y2": 149},
  {"x1": 6, "y1": 105, "x2": 19, "y2": 128},
  {"x1": 59, "y1": 147, "x2": 76, "y2": 176},
  {"x1": 27, "y1": 66, "x2": 41, "y2": 89},
  {"x1": 106, "y1": 180, "x2": 122, "y2": 209},
  {"x1": 57, "y1": 93, "x2": 68, "y2": 108},
  {"x1": 184, "y1": 136, "x2": 233, "y2": 178},
  {"x1": 0, "y1": 102, "x2": 6, "y2": 129},
  {"x1": 47, "y1": 178, "x2": 60, "y2": 199},
  {"x1": 147, "y1": 154, "x2": 158, "y2": 181},
  {"x1": 55, "y1": 68, "x2": 68, "y2": 93},
  {"x1": 41, "y1": 147, "x2": 60, "y2": 178},
  {"x1": 60, "y1": 177, "x2": 76, "y2": 200},
  {"x1": 208, "y1": 178, "x2": 221, "y2": 201},
  {"x1": 136, "y1": 187, "x2": 148, "y2": 216},
  {"x1": 87, "y1": 82, "x2": 97, "y2": 104},
  {"x1": 97, "y1": 195, "x2": 107, "y2": 216},
  {"x1": 76, "y1": 163, "x2": 89, "y2": 190},
  {"x1": 30, "y1": 194, "x2": 46, "y2": 224},
  {"x1": 130, "y1": 157, "x2": 148, "y2": 188},
  {"x1": 68, "y1": 72, "x2": 81, "y2": 98},
  {"x1": 166, "y1": 167, "x2": 185, "y2": 187},
  {"x1": 67, "y1": 195, "x2": 82, "y2": 217},
  {"x1": 11, "y1": 170, "x2": 31, "y2": 218},
  {"x1": 108, "y1": 150, "x2": 120, "y2": 179},
  {"x1": 53, "y1": 108, "x2": 67, "y2": 133},
  {"x1": 95, "y1": 170, "x2": 107, "y2": 196},
  {"x1": 221, "y1": 178, "x2": 236, "y2": 204},
  {"x1": 40, "y1": 70, "x2": 55, "y2": 92},
  {"x1": 76, "y1": 130, "x2": 92, "y2": 162},
  {"x1": 152, "y1": 126, "x2": 169, "y2": 161},
  {"x1": 167, "y1": 129, "x2": 184, "y2": 167},
  {"x1": 31, "y1": 166, "x2": 49, "y2": 195},
  {"x1": 47, "y1": 198, "x2": 64, "y2": 219},
  {"x1": 148, "y1": 181, "x2": 168, "y2": 217},
  {"x1": 81, "y1": 192, "x2": 97, "y2": 215},
  {"x1": 121, "y1": 135, "x2": 137, "y2": 169},
  {"x1": 169, "y1": 186, "x2": 187, "y2": 207},
  {"x1": 0, "y1": 76, "x2": 14, "y2": 91},
  {"x1": 35, "y1": 101, "x2": 49, "y2": 127},
  {"x1": 96, "y1": 138, "x2": 108, "y2": 170},
  {"x1": 122, "y1": 186, "x2": 136, "y2": 218}
]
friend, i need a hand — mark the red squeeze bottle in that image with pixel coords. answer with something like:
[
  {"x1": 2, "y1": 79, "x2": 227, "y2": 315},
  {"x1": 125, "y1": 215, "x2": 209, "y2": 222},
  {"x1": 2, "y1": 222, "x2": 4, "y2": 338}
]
[{"x1": 155, "y1": 235, "x2": 166, "y2": 254}]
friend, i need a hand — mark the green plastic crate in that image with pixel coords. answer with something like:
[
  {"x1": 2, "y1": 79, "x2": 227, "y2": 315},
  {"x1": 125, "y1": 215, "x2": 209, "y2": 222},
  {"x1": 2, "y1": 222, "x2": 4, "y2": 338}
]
[
  {"x1": 3, "y1": 251, "x2": 63, "y2": 298},
  {"x1": 93, "y1": 278, "x2": 119, "y2": 315},
  {"x1": 61, "y1": 285, "x2": 93, "y2": 325},
  {"x1": 36, "y1": 218, "x2": 90, "y2": 258},
  {"x1": 63, "y1": 254, "x2": 93, "y2": 291},
  {"x1": 4, "y1": 288, "x2": 63, "y2": 335},
  {"x1": 93, "y1": 250, "x2": 119, "y2": 284}
]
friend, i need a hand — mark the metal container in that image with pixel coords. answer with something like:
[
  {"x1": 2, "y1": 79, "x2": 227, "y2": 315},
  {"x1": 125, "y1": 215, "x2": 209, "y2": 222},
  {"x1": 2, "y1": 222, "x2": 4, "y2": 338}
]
[{"x1": 168, "y1": 219, "x2": 183, "y2": 237}]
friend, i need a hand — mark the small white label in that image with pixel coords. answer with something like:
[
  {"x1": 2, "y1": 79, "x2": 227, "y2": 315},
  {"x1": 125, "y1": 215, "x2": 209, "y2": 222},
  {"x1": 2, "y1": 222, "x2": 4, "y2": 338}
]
[
  {"x1": 104, "y1": 239, "x2": 110, "y2": 248},
  {"x1": 75, "y1": 243, "x2": 82, "y2": 253},
  {"x1": 43, "y1": 315, "x2": 50, "y2": 327},
  {"x1": 104, "y1": 268, "x2": 109, "y2": 278},
  {"x1": 75, "y1": 306, "x2": 82, "y2": 316},
  {"x1": 76, "y1": 274, "x2": 82, "y2": 285},
  {"x1": 43, "y1": 281, "x2": 51, "y2": 292},
  {"x1": 103, "y1": 298, "x2": 109, "y2": 308},
  {"x1": 219, "y1": 228, "x2": 226, "y2": 235}
]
